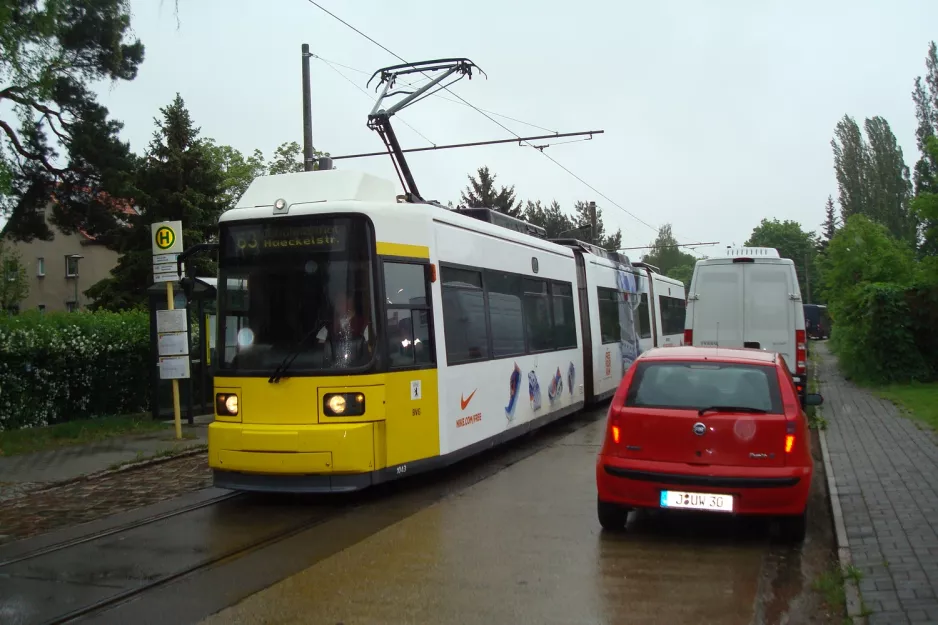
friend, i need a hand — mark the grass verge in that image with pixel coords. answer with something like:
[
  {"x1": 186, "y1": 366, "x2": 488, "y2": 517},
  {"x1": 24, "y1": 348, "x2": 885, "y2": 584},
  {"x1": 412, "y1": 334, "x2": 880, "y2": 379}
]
[
  {"x1": 813, "y1": 563, "x2": 869, "y2": 624},
  {"x1": 875, "y1": 382, "x2": 938, "y2": 431},
  {"x1": 807, "y1": 342, "x2": 828, "y2": 430},
  {"x1": 0, "y1": 414, "x2": 171, "y2": 456}
]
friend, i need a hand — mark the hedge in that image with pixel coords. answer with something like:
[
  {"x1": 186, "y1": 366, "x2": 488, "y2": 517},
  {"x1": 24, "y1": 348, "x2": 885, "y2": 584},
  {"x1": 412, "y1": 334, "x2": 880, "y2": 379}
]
[
  {"x1": 830, "y1": 282, "x2": 938, "y2": 384},
  {"x1": 0, "y1": 310, "x2": 151, "y2": 431}
]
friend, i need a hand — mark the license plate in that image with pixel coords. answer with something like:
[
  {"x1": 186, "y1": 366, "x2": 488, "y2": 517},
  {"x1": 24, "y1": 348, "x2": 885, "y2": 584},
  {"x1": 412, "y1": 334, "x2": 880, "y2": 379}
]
[{"x1": 659, "y1": 490, "x2": 734, "y2": 513}]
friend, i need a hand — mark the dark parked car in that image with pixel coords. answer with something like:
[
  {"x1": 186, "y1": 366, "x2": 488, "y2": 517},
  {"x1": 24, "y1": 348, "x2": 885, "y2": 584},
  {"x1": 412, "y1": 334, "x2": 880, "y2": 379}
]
[{"x1": 803, "y1": 304, "x2": 829, "y2": 340}]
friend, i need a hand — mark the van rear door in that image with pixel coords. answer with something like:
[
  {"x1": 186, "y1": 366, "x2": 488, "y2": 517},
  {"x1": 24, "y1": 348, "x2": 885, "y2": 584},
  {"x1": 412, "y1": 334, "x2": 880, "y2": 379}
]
[
  {"x1": 743, "y1": 262, "x2": 794, "y2": 371},
  {"x1": 691, "y1": 262, "x2": 745, "y2": 348}
]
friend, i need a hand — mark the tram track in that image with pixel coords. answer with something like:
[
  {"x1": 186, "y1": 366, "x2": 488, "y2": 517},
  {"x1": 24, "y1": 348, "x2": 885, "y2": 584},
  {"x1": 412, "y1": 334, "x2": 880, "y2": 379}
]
[
  {"x1": 0, "y1": 491, "x2": 244, "y2": 569},
  {"x1": 2, "y1": 407, "x2": 607, "y2": 625}
]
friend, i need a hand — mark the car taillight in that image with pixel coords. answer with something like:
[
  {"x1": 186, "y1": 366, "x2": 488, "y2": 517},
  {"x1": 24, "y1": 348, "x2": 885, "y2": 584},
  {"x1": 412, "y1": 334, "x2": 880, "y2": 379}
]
[
  {"x1": 785, "y1": 421, "x2": 796, "y2": 453},
  {"x1": 612, "y1": 425, "x2": 620, "y2": 444},
  {"x1": 684, "y1": 329, "x2": 693, "y2": 344},
  {"x1": 795, "y1": 329, "x2": 806, "y2": 374}
]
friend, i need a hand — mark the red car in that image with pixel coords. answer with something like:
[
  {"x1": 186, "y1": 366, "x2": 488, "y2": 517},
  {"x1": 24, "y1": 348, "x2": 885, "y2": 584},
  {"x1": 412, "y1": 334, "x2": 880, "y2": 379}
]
[{"x1": 595, "y1": 346, "x2": 822, "y2": 542}]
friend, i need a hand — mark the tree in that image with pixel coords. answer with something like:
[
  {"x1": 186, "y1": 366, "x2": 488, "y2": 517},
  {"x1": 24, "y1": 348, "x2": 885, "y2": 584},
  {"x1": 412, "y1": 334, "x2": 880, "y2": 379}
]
[
  {"x1": 641, "y1": 224, "x2": 697, "y2": 276},
  {"x1": 821, "y1": 215, "x2": 918, "y2": 309},
  {"x1": 832, "y1": 115, "x2": 869, "y2": 223},
  {"x1": 0, "y1": 240, "x2": 28, "y2": 312},
  {"x1": 86, "y1": 94, "x2": 225, "y2": 310},
  {"x1": 460, "y1": 166, "x2": 521, "y2": 218},
  {"x1": 0, "y1": 0, "x2": 145, "y2": 243},
  {"x1": 745, "y1": 218, "x2": 819, "y2": 301},
  {"x1": 203, "y1": 141, "x2": 267, "y2": 211},
  {"x1": 912, "y1": 135, "x2": 938, "y2": 259},
  {"x1": 863, "y1": 116, "x2": 915, "y2": 243},
  {"x1": 912, "y1": 41, "x2": 938, "y2": 255},
  {"x1": 821, "y1": 195, "x2": 840, "y2": 244},
  {"x1": 573, "y1": 201, "x2": 622, "y2": 251},
  {"x1": 522, "y1": 199, "x2": 574, "y2": 239},
  {"x1": 267, "y1": 141, "x2": 330, "y2": 175}
]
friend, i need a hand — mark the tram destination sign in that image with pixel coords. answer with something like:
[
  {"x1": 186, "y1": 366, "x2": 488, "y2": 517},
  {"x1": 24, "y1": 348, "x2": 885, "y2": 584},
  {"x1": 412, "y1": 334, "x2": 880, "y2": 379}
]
[{"x1": 224, "y1": 222, "x2": 348, "y2": 258}]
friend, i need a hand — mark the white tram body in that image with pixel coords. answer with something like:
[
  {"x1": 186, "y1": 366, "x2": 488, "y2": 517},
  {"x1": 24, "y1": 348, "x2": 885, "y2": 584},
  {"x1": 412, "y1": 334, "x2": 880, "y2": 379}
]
[{"x1": 208, "y1": 169, "x2": 684, "y2": 492}]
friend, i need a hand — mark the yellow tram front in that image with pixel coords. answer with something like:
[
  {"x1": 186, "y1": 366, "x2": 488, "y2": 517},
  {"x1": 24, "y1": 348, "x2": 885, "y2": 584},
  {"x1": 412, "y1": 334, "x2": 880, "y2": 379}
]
[{"x1": 208, "y1": 208, "x2": 439, "y2": 493}]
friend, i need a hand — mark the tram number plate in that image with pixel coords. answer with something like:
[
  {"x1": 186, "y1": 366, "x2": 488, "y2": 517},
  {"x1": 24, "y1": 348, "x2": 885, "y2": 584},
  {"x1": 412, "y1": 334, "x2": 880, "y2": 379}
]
[{"x1": 659, "y1": 490, "x2": 734, "y2": 513}]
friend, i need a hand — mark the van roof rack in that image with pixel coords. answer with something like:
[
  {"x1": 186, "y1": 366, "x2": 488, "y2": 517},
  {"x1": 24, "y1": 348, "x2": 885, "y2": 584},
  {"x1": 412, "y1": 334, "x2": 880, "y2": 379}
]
[{"x1": 720, "y1": 246, "x2": 780, "y2": 258}]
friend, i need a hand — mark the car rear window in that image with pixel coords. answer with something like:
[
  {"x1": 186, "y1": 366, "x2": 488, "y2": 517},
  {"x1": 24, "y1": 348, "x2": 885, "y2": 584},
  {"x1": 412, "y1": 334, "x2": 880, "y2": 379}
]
[{"x1": 624, "y1": 361, "x2": 784, "y2": 414}]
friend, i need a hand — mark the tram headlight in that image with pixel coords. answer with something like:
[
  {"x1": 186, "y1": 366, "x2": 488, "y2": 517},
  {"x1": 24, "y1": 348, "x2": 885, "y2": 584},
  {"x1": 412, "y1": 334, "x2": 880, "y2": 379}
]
[
  {"x1": 323, "y1": 392, "x2": 366, "y2": 417},
  {"x1": 216, "y1": 392, "x2": 239, "y2": 417}
]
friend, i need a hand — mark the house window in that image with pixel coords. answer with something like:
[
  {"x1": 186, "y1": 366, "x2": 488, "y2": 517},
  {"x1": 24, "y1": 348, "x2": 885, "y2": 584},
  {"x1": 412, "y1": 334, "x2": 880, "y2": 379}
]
[
  {"x1": 37, "y1": 257, "x2": 45, "y2": 277},
  {"x1": 38, "y1": 304, "x2": 46, "y2": 313},
  {"x1": 66, "y1": 301, "x2": 78, "y2": 313},
  {"x1": 65, "y1": 255, "x2": 79, "y2": 277}
]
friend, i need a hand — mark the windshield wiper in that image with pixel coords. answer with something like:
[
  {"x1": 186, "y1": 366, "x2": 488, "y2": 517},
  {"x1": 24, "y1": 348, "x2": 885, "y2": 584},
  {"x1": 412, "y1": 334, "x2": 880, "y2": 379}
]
[
  {"x1": 697, "y1": 406, "x2": 768, "y2": 417},
  {"x1": 268, "y1": 322, "x2": 325, "y2": 384}
]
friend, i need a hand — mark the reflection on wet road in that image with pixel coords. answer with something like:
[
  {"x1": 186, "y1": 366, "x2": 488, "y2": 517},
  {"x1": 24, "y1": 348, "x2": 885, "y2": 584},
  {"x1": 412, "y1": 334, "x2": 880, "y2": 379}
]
[{"x1": 200, "y1": 421, "x2": 779, "y2": 625}]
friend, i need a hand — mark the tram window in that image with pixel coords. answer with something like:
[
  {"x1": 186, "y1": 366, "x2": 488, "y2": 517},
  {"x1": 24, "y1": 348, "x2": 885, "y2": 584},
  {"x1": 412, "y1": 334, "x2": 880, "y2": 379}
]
[
  {"x1": 551, "y1": 281, "x2": 577, "y2": 349},
  {"x1": 384, "y1": 261, "x2": 433, "y2": 369},
  {"x1": 387, "y1": 309, "x2": 415, "y2": 367},
  {"x1": 523, "y1": 278, "x2": 553, "y2": 352},
  {"x1": 485, "y1": 270, "x2": 525, "y2": 358},
  {"x1": 384, "y1": 263, "x2": 427, "y2": 306},
  {"x1": 413, "y1": 310, "x2": 432, "y2": 365},
  {"x1": 442, "y1": 267, "x2": 483, "y2": 289},
  {"x1": 637, "y1": 294, "x2": 652, "y2": 339},
  {"x1": 659, "y1": 295, "x2": 686, "y2": 335},
  {"x1": 597, "y1": 287, "x2": 622, "y2": 344},
  {"x1": 442, "y1": 267, "x2": 490, "y2": 364}
]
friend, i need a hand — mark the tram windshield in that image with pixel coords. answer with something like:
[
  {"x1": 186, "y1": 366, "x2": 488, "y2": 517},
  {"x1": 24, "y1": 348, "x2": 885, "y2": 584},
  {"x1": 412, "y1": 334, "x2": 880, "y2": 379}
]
[{"x1": 216, "y1": 215, "x2": 377, "y2": 374}]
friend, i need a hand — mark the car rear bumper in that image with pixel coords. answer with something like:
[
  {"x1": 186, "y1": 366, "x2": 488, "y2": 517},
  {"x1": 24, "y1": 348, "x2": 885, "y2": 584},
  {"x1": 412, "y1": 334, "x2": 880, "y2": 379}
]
[{"x1": 596, "y1": 456, "x2": 812, "y2": 516}]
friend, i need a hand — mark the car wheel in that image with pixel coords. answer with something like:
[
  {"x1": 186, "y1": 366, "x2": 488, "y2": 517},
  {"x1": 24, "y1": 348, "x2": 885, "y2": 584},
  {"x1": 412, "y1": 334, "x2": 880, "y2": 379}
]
[
  {"x1": 778, "y1": 508, "x2": 807, "y2": 543},
  {"x1": 598, "y1": 499, "x2": 630, "y2": 531}
]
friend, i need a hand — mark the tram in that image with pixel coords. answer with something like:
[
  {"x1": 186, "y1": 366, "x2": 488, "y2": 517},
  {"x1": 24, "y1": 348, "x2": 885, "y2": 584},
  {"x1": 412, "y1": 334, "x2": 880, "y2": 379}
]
[{"x1": 186, "y1": 57, "x2": 686, "y2": 493}]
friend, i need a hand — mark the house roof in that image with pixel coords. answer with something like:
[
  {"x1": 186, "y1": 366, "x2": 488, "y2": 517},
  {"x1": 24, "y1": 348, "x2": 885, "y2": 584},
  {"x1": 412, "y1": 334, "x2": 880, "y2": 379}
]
[{"x1": 47, "y1": 186, "x2": 139, "y2": 241}]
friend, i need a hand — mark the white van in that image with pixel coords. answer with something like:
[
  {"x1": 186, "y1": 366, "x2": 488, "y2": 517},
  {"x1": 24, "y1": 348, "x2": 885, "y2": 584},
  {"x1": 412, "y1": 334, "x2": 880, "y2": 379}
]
[{"x1": 683, "y1": 247, "x2": 808, "y2": 404}]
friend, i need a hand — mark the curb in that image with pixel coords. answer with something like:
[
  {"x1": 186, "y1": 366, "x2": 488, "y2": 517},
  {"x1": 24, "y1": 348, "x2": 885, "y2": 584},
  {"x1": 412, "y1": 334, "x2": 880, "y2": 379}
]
[
  {"x1": 818, "y1": 415, "x2": 867, "y2": 624},
  {"x1": 11, "y1": 444, "x2": 208, "y2": 498}
]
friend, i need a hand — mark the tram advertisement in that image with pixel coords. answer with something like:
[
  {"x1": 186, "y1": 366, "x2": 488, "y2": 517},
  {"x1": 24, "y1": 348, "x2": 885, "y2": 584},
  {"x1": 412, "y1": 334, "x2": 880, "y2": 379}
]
[
  {"x1": 614, "y1": 260, "x2": 641, "y2": 372},
  {"x1": 222, "y1": 220, "x2": 349, "y2": 258}
]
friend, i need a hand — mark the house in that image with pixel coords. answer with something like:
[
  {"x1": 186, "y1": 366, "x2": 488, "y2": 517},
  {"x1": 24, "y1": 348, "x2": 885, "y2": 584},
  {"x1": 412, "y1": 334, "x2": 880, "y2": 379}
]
[{"x1": 2, "y1": 196, "x2": 137, "y2": 313}]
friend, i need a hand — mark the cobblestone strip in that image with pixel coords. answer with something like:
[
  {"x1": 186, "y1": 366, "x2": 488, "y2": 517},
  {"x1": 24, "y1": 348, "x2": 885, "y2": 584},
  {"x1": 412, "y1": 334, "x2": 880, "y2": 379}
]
[
  {"x1": 817, "y1": 342, "x2": 938, "y2": 624},
  {"x1": 0, "y1": 452, "x2": 213, "y2": 544}
]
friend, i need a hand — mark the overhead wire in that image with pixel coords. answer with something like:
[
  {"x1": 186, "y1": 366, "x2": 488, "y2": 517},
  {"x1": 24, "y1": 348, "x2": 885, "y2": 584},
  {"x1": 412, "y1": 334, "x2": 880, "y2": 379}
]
[{"x1": 302, "y1": 0, "x2": 709, "y2": 255}]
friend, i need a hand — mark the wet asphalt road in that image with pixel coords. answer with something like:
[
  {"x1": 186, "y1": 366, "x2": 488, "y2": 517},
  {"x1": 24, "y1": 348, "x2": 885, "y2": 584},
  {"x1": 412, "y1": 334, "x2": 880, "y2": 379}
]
[
  {"x1": 198, "y1": 417, "x2": 833, "y2": 625},
  {"x1": 0, "y1": 405, "x2": 835, "y2": 625}
]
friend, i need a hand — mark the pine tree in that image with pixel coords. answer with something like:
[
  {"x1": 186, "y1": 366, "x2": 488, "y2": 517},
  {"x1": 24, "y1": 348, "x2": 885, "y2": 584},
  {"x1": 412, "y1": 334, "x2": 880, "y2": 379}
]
[
  {"x1": 822, "y1": 195, "x2": 840, "y2": 242},
  {"x1": 460, "y1": 166, "x2": 521, "y2": 218},
  {"x1": 522, "y1": 199, "x2": 574, "y2": 239},
  {"x1": 86, "y1": 94, "x2": 225, "y2": 310}
]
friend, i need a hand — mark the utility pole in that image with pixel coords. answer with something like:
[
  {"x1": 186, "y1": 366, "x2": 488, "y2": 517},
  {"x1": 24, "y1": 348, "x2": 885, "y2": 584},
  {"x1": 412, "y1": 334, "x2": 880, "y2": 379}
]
[
  {"x1": 804, "y1": 251, "x2": 812, "y2": 303},
  {"x1": 588, "y1": 201, "x2": 597, "y2": 245},
  {"x1": 301, "y1": 44, "x2": 315, "y2": 172}
]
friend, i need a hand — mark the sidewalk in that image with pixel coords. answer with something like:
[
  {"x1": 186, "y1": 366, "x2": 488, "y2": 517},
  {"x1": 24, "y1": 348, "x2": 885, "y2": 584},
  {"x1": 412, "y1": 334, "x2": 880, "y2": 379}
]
[
  {"x1": 0, "y1": 414, "x2": 211, "y2": 500},
  {"x1": 817, "y1": 342, "x2": 938, "y2": 625}
]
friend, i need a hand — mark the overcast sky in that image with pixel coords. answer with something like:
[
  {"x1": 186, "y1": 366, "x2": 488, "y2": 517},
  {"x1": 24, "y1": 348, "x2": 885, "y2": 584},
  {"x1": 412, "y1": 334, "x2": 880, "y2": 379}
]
[{"x1": 10, "y1": 0, "x2": 938, "y2": 257}]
